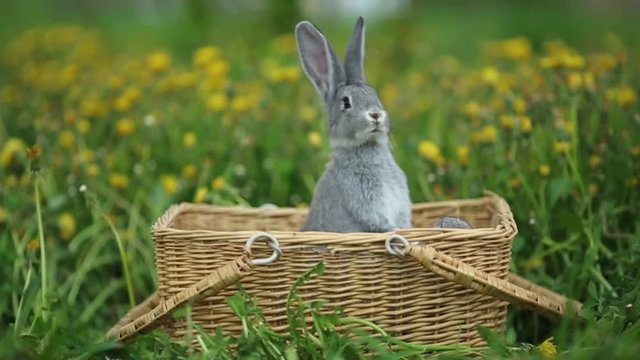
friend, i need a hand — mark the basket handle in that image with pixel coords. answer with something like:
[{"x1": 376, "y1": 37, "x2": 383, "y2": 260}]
[
  {"x1": 106, "y1": 232, "x2": 282, "y2": 342},
  {"x1": 386, "y1": 236, "x2": 582, "y2": 319}
]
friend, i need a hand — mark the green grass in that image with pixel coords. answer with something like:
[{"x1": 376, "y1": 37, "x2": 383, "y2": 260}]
[{"x1": 1, "y1": 1, "x2": 640, "y2": 359}]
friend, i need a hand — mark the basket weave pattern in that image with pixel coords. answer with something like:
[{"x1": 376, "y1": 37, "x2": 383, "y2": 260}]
[{"x1": 151, "y1": 194, "x2": 516, "y2": 345}]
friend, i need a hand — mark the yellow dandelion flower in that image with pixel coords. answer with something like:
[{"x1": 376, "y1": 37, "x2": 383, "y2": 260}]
[
  {"x1": 27, "y1": 239, "x2": 40, "y2": 252},
  {"x1": 76, "y1": 119, "x2": 90, "y2": 134},
  {"x1": 541, "y1": 56, "x2": 561, "y2": 69},
  {"x1": 160, "y1": 174, "x2": 179, "y2": 194},
  {"x1": 86, "y1": 163, "x2": 100, "y2": 177},
  {"x1": 589, "y1": 155, "x2": 601, "y2": 168},
  {"x1": 631, "y1": 146, "x2": 640, "y2": 157},
  {"x1": 456, "y1": 145, "x2": 470, "y2": 166},
  {"x1": 520, "y1": 116, "x2": 532, "y2": 133},
  {"x1": 266, "y1": 64, "x2": 301, "y2": 82},
  {"x1": 503, "y1": 36, "x2": 532, "y2": 60},
  {"x1": 298, "y1": 105, "x2": 318, "y2": 123},
  {"x1": 588, "y1": 183, "x2": 599, "y2": 195},
  {"x1": 281, "y1": 65, "x2": 301, "y2": 82},
  {"x1": 206, "y1": 59, "x2": 230, "y2": 78},
  {"x1": 81, "y1": 98, "x2": 107, "y2": 117},
  {"x1": 539, "y1": 164, "x2": 551, "y2": 176},
  {"x1": 116, "y1": 118, "x2": 135, "y2": 136},
  {"x1": 194, "y1": 187, "x2": 208, "y2": 203},
  {"x1": 473, "y1": 125, "x2": 497, "y2": 144},
  {"x1": 463, "y1": 101, "x2": 481, "y2": 119},
  {"x1": 0, "y1": 138, "x2": 26, "y2": 166},
  {"x1": 193, "y1": 46, "x2": 221, "y2": 68},
  {"x1": 182, "y1": 164, "x2": 197, "y2": 179},
  {"x1": 79, "y1": 149, "x2": 94, "y2": 163},
  {"x1": 262, "y1": 60, "x2": 282, "y2": 82},
  {"x1": 307, "y1": 131, "x2": 322, "y2": 147},
  {"x1": 500, "y1": 114, "x2": 514, "y2": 129},
  {"x1": 418, "y1": 140, "x2": 444, "y2": 165},
  {"x1": 513, "y1": 97, "x2": 526, "y2": 114},
  {"x1": 418, "y1": 140, "x2": 440, "y2": 160},
  {"x1": 60, "y1": 64, "x2": 78, "y2": 87},
  {"x1": 58, "y1": 130, "x2": 75, "y2": 149},
  {"x1": 57, "y1": 212, "x2": 76, "y2": 240},
  {"x1": 147, "y1": 51, "x2": 171, "y2": 73},
  {"x1": 481, "y1": 66, "x2": 500, "y2": 85},
  {"x1": 114, "y1": 86, "x2": 142, "y2": 112},
  {"x1": 202, "y1": 74, "x2": 229, "y2": 91},
  {"x1": 212, "y1": 176, "x2": 225, "y2": 190},
  {"x1": 231, "y1": 95, "x2": 255, "y2": 113},
  {"x1": 485, "y1": 37, "x2": 531, "y2": 60},
  {"x1": 617, "y1": 86, "x2": 636, "y2": 107},
  {"x1": 183, "y1": 132, "x2": 197, "y2": 148},
  {"x1": 537, "y1": 337, "x2": 557, "y2": 360},
  {"x1": 567, "y1": 72, "x2": 583, "y2": 90},
  {"x1": 553, "y1": 141, "x2": 570, "y2": 153},
  {"x1": 563, "y1": 53, "x2": 585, "y2": 69},
  {"x1": 206, "y1": 92, "x2": 228, "y2": 112},
  {"x1": 109, "y1": 173, "x2": 130, "y2": 189}
]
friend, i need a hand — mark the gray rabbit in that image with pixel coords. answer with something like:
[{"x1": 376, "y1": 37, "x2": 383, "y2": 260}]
[{"x1": 296, "y1": 17, "x2": 412, "y2": 233}]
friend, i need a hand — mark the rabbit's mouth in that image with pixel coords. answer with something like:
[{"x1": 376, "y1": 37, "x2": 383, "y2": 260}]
[{"x1": 370, "y1": 124, "x2": 386, "y2": 134}]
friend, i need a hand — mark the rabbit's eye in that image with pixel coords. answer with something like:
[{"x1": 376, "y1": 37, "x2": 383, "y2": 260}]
[{"x1": 341, "y1": 96, "x2": 352, "y2": 110}]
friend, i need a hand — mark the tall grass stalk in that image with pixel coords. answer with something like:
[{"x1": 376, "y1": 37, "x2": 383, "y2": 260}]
[
  {"x1": 102, "y1": 211, "x2": 136, "y2": 308},
  {"x1": 34, "y1": 174, "x2": 48, "y2": 321}
]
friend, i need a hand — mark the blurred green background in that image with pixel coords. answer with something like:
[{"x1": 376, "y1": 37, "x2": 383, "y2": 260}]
[
  {"x1": 2, "y1": 0, "x2": 640, "y2": 59},
  {"x1": 1, "y1": 0, "x2": 639, "y2": 359}
]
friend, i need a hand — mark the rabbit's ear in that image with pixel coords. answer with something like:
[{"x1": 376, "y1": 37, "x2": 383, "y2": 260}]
[
  {"x1": 344, "y1": 16, "x2": 365, "y2": 84},
  {"x1": 295, "y1": 21, "x2": 345, "y2": 100}
]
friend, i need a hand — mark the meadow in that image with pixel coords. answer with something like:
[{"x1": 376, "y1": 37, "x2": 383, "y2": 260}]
[{"x1": 1, "y1": 1, "x2": 639, "y2": 359}]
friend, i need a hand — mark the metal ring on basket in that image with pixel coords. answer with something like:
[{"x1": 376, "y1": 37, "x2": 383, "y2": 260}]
[
  {"x1": 385, "y1": 235, "x2": 409, "y2": 256},
  {"x1": 245, "y1": 232, "x2": 282, "y2": 265}
]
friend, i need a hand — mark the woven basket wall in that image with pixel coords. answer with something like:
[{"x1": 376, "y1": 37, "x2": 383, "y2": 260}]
[{"x1": 150, "y1": 193, "x2": 517, "y2": 346}]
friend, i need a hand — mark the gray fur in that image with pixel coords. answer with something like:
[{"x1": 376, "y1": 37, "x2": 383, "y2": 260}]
[
  {"x1": 296, "y1": 17, "x2": 412, "y2": 233},
  {"x1": 294, "y1": 21, "x2": 345, "y2": 102},
  {"x1": 432, "y1": 217, "x2": 472, "y2": 229},
  {"x1": 344, "y1": 16, "x2": 365, "y2": 83}
]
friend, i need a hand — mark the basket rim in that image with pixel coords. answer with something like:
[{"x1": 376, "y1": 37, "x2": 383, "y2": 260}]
[{"x1": 151, "y1": 191, "x2": 518, "y2": 242}]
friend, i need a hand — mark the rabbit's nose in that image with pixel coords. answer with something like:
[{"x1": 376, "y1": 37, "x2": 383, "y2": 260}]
[{"x1": 369, "y1": 112, "x2": 382, "y2": 123}]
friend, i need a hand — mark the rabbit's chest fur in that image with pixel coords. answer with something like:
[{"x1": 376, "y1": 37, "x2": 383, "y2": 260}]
[{"x1": 302, "y1": 143, "x2": 412, "y2": 232}]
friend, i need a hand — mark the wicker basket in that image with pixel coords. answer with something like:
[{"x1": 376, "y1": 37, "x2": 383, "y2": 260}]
[{"x1": 107, "y1": 191, "x2": 581, "y2": 346}]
